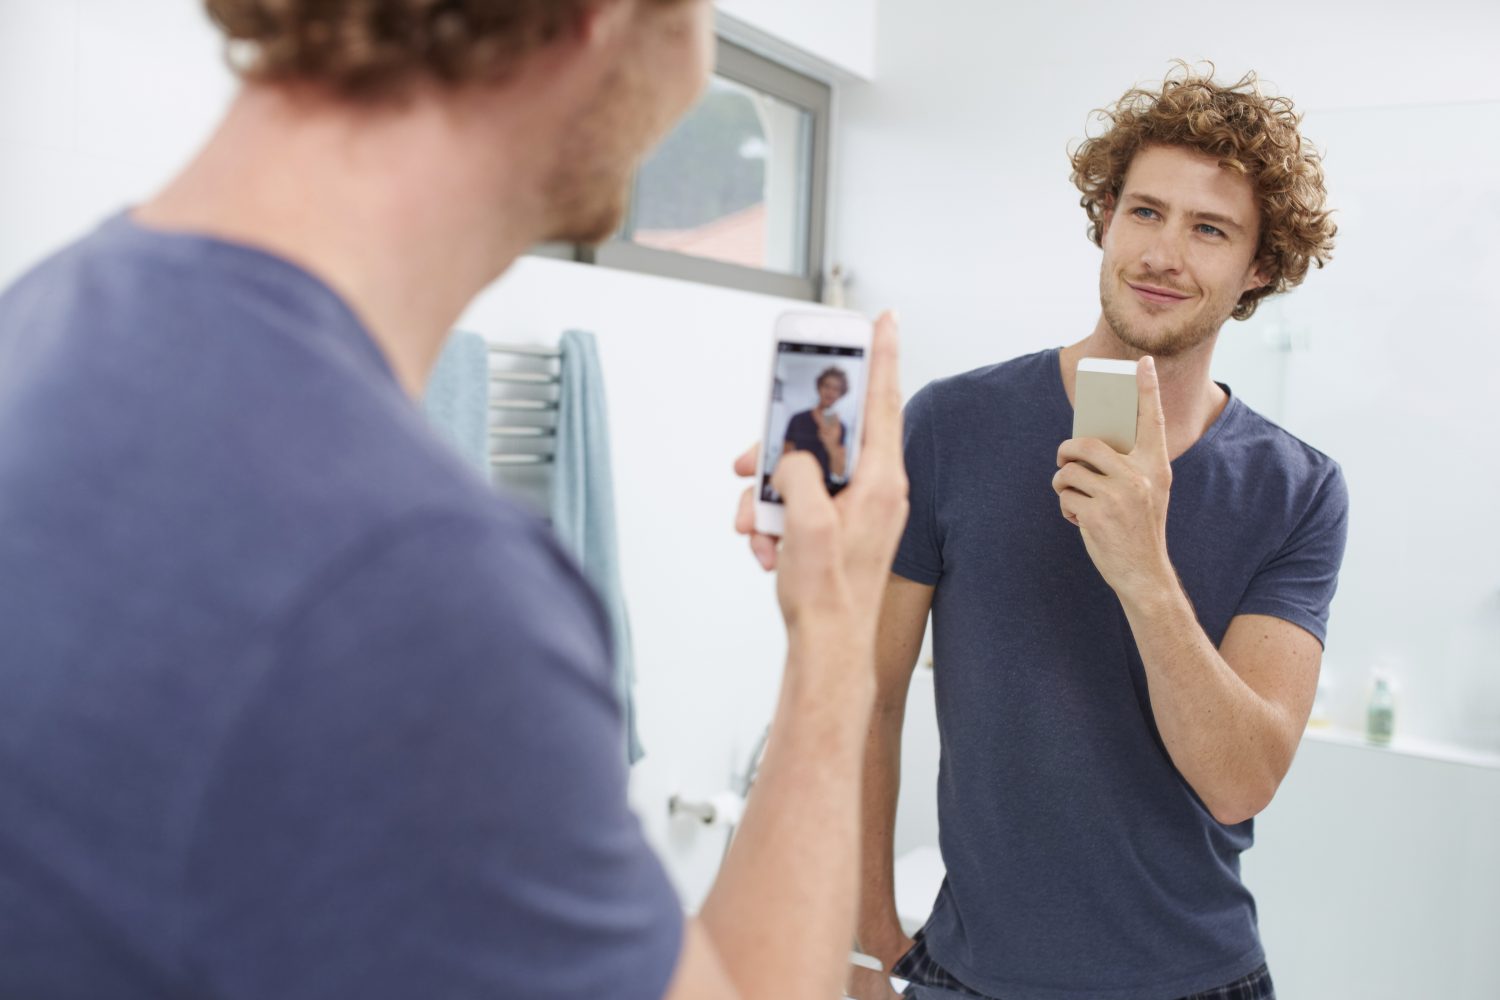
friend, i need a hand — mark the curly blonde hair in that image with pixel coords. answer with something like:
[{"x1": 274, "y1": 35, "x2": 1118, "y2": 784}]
[
  {"x1": 1069, "y1": 63, "x2": 1336, "y2": 321},
  {"x1": 204, "y1": 0, "x2": 684, "y2": 100}
]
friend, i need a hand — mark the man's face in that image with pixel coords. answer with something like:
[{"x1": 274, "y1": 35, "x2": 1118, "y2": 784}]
[
  {"x1": 817, "y1": 377, "x2": 847, "y2": 409},
  {"x1": 542, "y1": 0, "x2": 714, "y2": 244},
  {"x1": 1097, "y1": 144, "x2": 1268, "y2": 357}
]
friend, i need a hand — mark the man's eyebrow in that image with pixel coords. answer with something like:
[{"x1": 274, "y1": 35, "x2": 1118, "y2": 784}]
[{"x1": 1121, "y1": 191, "x2": 1248, "y2": 235}]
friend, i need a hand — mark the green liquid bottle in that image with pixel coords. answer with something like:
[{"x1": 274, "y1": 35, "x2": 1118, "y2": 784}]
[{"x1": 1367, "y1": 674, "x2": 1395, "y2": 746}]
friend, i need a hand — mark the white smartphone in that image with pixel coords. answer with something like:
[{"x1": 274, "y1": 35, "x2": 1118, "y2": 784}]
[
  {"x1": 754, "y1": 311, "x2": 874, "y2": 537},
  {"x1": 1073, "y1": 357, "x2": 1139, "y2": 453}
]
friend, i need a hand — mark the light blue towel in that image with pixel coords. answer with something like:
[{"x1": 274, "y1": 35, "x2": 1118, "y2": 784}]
[
  {"x1": 422, "y1": 330, "x2": 490, "y2": 477},
  {"x1": 551, "y1": 329, "x2": 643, "y2": 764}
]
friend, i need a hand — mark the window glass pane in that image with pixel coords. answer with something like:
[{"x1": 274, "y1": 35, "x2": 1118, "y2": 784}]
[{"x1": 622, "y1": 75, "x2": 813, "y2": 276}]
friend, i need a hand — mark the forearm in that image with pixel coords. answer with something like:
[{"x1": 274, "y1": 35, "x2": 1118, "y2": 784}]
[
  {"x1": 1119, "y1": 579, "x2": 1295, "y2": 824},
  {"x1": 698, "y1": 626, "x2": 876, "y2": 1000},
  {"x1": 855, "y1": 699, "x2": 907, "y2": 965}
]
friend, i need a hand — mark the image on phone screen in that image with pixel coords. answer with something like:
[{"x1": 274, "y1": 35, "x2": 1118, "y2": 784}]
[{"x1": 760, "y1": 341, "x2": 868, "y2": 503}]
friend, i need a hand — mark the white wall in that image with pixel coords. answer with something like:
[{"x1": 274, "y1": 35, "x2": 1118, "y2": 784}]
[
  {"x1": 0, "y1": 0, "x2": 235, "y2": 285},
  {"x1": 0, "y1": 0, "x2": 825, "y2": 910},
  {"x1": 716, "y1": 0, "x2": 878, "y2": 81}
]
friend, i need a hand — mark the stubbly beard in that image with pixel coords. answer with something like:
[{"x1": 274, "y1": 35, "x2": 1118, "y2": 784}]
[
  {"x1": 1098, "y1": 265, "x2": 1237, "y2": 358},
  {"x1": 537, "y1": 125, "x2": 634, "y2": 246},
  {"x1": 540, "y1": 173, "x2": 631, "y2": 246},
  {"x1": 537, "y1": 59, "x2": 656, "y2": 247}
]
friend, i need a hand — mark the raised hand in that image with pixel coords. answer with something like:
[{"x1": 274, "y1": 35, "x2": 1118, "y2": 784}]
[{"x1": 1051, "y1": 356, "x2": 1175, "y2": 600}]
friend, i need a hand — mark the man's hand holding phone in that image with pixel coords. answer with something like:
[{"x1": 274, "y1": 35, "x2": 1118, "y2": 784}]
[
  {"x1": 1052, "y1": 356, "x2": 1176, "y2": 601},
  {"x1": 733, "y1": 311, "x2": 907, "y2": 645}
]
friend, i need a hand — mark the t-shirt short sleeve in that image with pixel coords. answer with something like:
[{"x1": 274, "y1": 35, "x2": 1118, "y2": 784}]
[
  {"x1": 184, "y1": 511, "x2": 683, "y2": 1000},
  {"x1": 1234, "y1": 461, "x2": 1350, "y2": 647},
  {"x1": 893, "y1": 384, "x2": 943, "y2": 586}
]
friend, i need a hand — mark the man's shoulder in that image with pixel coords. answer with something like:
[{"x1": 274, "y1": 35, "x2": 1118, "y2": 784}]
[
  {"x1": 1221, "y1": 396, "x2": 1344, "y2": 490},
  {"x1": 1207, "y1": 397, "x2": 1348, "y2": 538}
]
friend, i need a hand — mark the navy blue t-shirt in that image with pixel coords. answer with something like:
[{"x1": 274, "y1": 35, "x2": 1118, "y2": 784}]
[
  {"x1": 0, "y1": 215, "x2": 683, "y2": 999},
  {"x1": 895, "y1": 350, "x2": 1348, "y2": 1000},
  {"x1": 783, "y1": 408, "x2": 848, "y2": 493}
]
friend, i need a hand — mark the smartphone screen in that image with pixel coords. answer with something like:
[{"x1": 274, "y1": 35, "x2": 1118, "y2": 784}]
[{"x1": 760, "y1": 340, "x2": 868, "y2": 504}]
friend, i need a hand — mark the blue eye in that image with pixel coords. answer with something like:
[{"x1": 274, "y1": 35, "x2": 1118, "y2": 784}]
[
  {"x1": 1132, "y1": 207, "x2": 1159, "y2": 220},
  {"x1": 1196, "y1": 224, "x2": 1226, "y2": 238}
]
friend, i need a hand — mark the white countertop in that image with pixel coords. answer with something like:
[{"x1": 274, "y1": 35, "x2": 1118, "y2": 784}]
[{"x1": 1302, "y1": 725, "x2": 1500, "y2": 770}]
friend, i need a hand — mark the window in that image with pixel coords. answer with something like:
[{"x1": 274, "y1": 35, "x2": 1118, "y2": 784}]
[
  {"x1": 622, "y1": 75, "x2": 812, "y2": 277},
  {"x1": 534, "y1": 39, "x2": 832, "y2": 302}
]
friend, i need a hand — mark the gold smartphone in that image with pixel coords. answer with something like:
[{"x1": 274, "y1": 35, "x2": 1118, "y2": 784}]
[{"x1": 1073, "y1": 358, "x2": 1139, "y2": 453}]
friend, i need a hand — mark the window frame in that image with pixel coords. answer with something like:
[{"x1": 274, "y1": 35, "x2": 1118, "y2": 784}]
[{"x1": 531, "y1": 38, "x2": 832, "y2": 302}]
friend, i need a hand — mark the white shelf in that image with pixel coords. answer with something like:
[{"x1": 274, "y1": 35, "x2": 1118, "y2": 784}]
[{"x1": 1302, "y1": 726, "x2": 1500, "y2": 771}]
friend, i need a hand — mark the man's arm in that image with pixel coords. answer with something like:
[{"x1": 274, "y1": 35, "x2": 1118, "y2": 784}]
[
  {"x1": 1116, "y1": 600, "x2": 1320, "y2": 825},
  {"x1": 1052, "y1": 358, "x2": 1322, "y2": 825},
  {"x1": 856, "y1": 575, "x2": 933, "y2": 968},
  {"x1": 690, "y1": 623, "x2": 879, "y2": 998},
  {"x1": 671, "y1": 580, "x2": 930, "y2": 1000},
  {"x1": 662, "y1": 624, "x2": 883, "y2": 1000},
  {"x1": 666, "y1": 313, "x2": 909, "y2": 1000}
]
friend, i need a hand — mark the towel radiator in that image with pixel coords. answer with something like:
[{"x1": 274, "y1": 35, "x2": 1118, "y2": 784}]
[{"x1": 487, "y1": 342, "x2": 559, "y2": 468}]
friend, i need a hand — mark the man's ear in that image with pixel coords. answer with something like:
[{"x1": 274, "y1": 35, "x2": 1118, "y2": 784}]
[
  {"x1": 1244, "y1": 257, "x2": 1274, "y2": 295},
  {"x1": 569, "y1": 0, "x2": 633, "y2": 50},
  {"x1": 1098, "y1": 192, "x2": 1116, "y2": 242}
]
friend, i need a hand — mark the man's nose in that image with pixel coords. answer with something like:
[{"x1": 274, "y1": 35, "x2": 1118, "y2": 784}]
[{"x1": 1141, "y1": 225, "x2": 1186, "y2": 274}]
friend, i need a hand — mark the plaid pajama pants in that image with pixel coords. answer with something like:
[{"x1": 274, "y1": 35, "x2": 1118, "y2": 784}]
[{"x1": 891, "y1": 931, "x2": 1276, "y2": 1000}]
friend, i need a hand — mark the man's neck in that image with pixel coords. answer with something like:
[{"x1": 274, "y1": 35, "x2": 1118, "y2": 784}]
[
  {"x1": 1058, "y1": 316, "x2": 1228, "y2": 462},
  {"x1": 133, "y1": 84, "x2": 549, "y2": 399}
]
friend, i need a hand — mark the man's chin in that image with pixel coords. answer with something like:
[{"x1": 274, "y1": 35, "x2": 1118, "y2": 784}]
[
  {"x1": 1109, "y1": 321, "x2": 1193, "y2": 358},
  {"x1": 541, "y1": 192, "x2": 629, "y2": 247}
]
